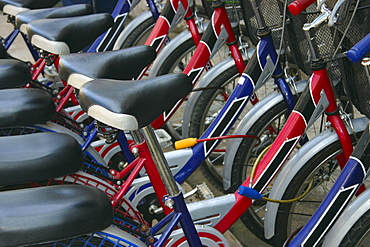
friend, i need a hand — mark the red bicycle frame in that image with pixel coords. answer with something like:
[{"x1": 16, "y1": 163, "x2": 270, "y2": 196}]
[
  {"x1": 150, "y1": 0, "x2": 247, "y2": 129},
  {"x1": 214, "y1": 59, "x2": 353, "y2": 232}
]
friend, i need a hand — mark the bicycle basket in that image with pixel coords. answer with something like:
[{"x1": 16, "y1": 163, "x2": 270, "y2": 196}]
[
  {"x1": 334, "y1": 0, "x2": 370, "y2": 118},
  {"x1": 240, "y1": 0, "x2": 287, "y2": 46},
  {"x1": 239, "y1": 0, "x2": 315, "y2": 76}
]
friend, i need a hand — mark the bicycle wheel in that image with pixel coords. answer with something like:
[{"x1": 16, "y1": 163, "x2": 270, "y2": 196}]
[
  {"x1": 116, "y1": 6, "x2": 207, "y2": 49},
  {"x1": 186, "y1": 62, "x2": 250, "y2": 189},
  {"x1": 339, "y1": 209, "x2": 370, "y2": 247},
  {"x1": 117, "y1": 13, "x2": 156, "y2": 48},
  {"x1": 273, "y1": 139, "x2": 355, "y2": 246}
]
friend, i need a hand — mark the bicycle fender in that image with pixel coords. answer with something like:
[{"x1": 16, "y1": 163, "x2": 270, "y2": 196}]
[
  {"x1": 127, "y1": 173, "x2": 186, "y2": 208},
  {"x1": 222, "y1": 80, "x2": 307, "y2": 191},
  {"x1": 113, "y1": 11, "x2": 153, "y2": 50},
  {"x1": 322, "y1": 188, "x2": 370, "y2": 246},
  {"x1": 101, "y1": 226, "x2": 147, "y2": 247},
  {"x1": 187, "y1": 194, "x2": 236, "y2": 226},
  {"x1": 264, "y1": 117, "x2": 369, "y2": 239},
  {"x1": 148, "y1": 22, "x2": 209, "y2": 78},
  {"x1": 164, "y1": 225, "x2": 229, "y2": 246}
]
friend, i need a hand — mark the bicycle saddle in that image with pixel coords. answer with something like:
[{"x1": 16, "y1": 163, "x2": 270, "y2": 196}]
[
  {"x1": 0, "y1": 185, "x2": 113, "y2": 246},
  {"x1": 0, "y1": 132, "x2": 83, "y2": 186},
  {"x1": 0, "y1": 88, "x2": 55, "y2": 127},
  {"x1": 79, "y1": 73, "x2": 192, "y2": 130},
  {"x1": 27, "y1": 13, "x2": 114, "y2": 55},
  {"x1": 59, "y1": 45, "x2": 157, "y2": 89},
  {"x1": 0, "y1": 0, "x2": 59, "y2": 16},
  {"x1": 0, "y1": 44, "x2": 7, "y2": 59},
  {"x1": 16, "y1": 4, "x2": 94, "y2": 33},
  {"x1": 0, "y1": 59, "x2": 31, "y2": 88}
]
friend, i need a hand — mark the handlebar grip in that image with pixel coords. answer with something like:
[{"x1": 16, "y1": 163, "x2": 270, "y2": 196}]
[
  {"x1": 288, "y1": 0, "x2": 316, "y2": 15},
  {"x1": 346, "y1": 33, "x2": 370, "y2": 63}
]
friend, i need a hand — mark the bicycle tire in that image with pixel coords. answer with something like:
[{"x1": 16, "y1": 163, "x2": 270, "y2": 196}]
[
  {"x1": 273, "y1": 139, "x2": 352, "y2": 246},
  {"x1": 117, "y1": 6, "x2": 207, "y2": 49},
  {"x1": 118, "y1": 15, "x2": 156, "y2": 48},
  {"x1": 339, "y1": 209, "x2": 370, "y2": 247}
]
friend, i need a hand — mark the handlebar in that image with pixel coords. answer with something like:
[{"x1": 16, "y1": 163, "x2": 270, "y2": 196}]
[
  {"x1": 346, "y1": 33, "x2": 370, "y2": 63},
  {"x1": 288, "y1": 0, "x2": 316, "y2": 15}
]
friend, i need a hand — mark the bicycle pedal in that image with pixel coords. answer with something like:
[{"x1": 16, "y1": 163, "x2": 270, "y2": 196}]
[
  {"x1": 196, "y1": 182, "x2": 214, "y2": 200},
  {"x1": 154, "y1": 129, "x2": 172, "y2": 148}
]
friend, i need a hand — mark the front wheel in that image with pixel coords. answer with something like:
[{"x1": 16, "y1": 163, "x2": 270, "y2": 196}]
[
  {"x1": 273, "y1": 138, "x2": 357, "y2": 246},
  {"x1": 339, "y1": 209, "x2": 370, "y2": 247}
]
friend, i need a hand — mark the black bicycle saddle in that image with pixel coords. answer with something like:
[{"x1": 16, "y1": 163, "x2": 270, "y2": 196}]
[
  {"x1": 27, "y1": 13, "x2": 114, "y2": 54},
  {"x1": 0, "y1": 0, "x2": 59, "y2": 16},
  {"x1": 0, "y1": 44, "x2": 7, "y2": 59},
  {"x1": 0, "y1": 0, "x2": 59, "y2": 10},
  {"x1": 0, "y1": 185, "x2": 113, "y2": 246},
  {"x1": 0, "y1": 132, "x2": 83, "y2": 186},
  {"x1": 79, "y1": 73, "x2": 192, "y2": 130},
  {"x1": 0, "y1": 88, "x2": 55, "y2": 127},
  {"x1": 0, "y1": 59, "x2": 31, "y2": 88},
  {"x1": 58, "y1": 45, "x2": 157, "y2": 89},
  {"x1": 15, "y1": 4, "x2": 94, "y2": 31}
]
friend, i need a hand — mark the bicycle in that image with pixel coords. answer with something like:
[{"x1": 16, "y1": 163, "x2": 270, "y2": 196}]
[
  {"x1": 39, "y1": 0, "x2": 248, "y2": 166},
  {"x1": 0, "y1": 87, "x2": 142, "y2": 247},
  {"x1": 278, "y1": 33, "x2": 370, "y2": 247},
  {"x1": 227, "y1": 0, "x2": 370, "y2": 245},
  {"x1": 1, "y1": 0, "x2": 209, "y2": 142},
  {"x1": 20, "y1": 0, "x2": 309, "y2": 243}
]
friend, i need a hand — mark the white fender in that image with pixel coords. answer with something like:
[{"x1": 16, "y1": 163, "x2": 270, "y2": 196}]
[
  {"x1": 100, "y1": 226, "x2": 146, "y2": 246},
  {"x1": 222, "y1": 80, "x2": 307, "y2": 191},
  {"x1": 323, "y1": 188, "x2": 370, "y2": 246},
  {"x1": 264, "y1": 117, "x2": 369, "y2": 239},
  {"x1": 113, "y1": 11, "x2": 153, "y2": 50},
  {"x1": 164, "y1": 225, "x2": 229, "y2": 246}
]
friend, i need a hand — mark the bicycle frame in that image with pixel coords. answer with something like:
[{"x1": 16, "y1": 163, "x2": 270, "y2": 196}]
[
  {"x1": 72, "y1": 0, "x2": 247, "y2": 163},
  {"x1": 43, "y1": 0, "x2": 299, "y2": 216},
  {"x1": 73, "y1": 0, "x2": 299, "y2": 232},
  {"x1": 213, "y1": 17, "x2": 354, "y2": 236}
]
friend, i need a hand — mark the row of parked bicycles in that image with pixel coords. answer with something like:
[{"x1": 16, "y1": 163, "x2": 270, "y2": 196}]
[{"x1": 0, "y1": 0, "x2": 369, "y2": 246}]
